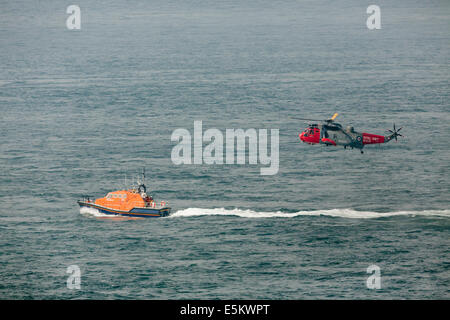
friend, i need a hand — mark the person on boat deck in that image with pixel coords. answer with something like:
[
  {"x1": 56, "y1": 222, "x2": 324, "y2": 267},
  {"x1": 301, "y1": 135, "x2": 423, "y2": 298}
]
[{"x1": 144, "y1": 195, "x2": 153, "y2": 206}]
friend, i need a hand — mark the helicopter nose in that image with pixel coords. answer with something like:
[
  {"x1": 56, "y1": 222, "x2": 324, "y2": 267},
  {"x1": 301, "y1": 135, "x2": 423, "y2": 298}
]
[{"x1": 299, "y1": 132, "x2": 305, "y2": 142}]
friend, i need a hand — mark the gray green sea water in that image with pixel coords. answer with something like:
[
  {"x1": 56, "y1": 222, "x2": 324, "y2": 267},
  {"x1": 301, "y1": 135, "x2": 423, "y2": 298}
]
[{"x1": 0, "y1": 0, "x2": 449, "y2": 299}]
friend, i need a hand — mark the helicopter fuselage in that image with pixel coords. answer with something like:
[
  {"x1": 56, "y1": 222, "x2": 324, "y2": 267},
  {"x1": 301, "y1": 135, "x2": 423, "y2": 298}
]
[{"x1": 299, "y1": 122, "x2": 389, "y2": 150}]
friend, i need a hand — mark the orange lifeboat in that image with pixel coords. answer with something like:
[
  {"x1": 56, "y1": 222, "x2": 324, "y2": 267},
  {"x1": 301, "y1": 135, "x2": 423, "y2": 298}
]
[{"x1": 77, "y1": 172, "x2": 171, "y2": 218}]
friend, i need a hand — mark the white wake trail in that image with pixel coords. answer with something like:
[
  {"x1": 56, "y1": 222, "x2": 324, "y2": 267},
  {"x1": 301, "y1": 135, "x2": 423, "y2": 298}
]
[{"x1": 170, "y1": 208, "x2": 450, "y2": 219}]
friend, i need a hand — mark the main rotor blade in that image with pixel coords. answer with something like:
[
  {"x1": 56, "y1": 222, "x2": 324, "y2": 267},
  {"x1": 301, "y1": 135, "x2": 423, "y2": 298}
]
[{"x1": 291, "y1": 117, "x2": 324, "y2": 122}]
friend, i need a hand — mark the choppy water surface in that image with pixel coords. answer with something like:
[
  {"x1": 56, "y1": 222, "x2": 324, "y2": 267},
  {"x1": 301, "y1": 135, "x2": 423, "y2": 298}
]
[{"x1": 0, "y1": 0, "x2": 449, "y2": 299}]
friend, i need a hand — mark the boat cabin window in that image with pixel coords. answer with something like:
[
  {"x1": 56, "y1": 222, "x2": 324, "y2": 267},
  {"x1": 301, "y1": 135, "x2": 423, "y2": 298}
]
[{"x1": 106, "y1": 193, "x2": 126, "y2": 199}]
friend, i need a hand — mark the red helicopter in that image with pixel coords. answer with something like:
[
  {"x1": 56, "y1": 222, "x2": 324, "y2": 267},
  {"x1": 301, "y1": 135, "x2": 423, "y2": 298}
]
[{"x1": 297, "y1": 113, "x2": 403, "y2": 154}]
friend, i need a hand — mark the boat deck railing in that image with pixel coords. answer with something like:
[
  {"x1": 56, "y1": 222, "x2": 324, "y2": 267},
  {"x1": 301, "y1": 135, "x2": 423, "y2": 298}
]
[
  {"x1": 144, "y1": 201, "x2": 170, "y2": 209},
  {"x1": 79, "y1": 196, "x2": 94, "y2": 203}
]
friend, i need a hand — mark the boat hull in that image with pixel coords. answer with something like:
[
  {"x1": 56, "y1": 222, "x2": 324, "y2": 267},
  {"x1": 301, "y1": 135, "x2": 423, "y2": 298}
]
[{"x1": 78, "y1": 201, "x2": 171, "y2": 218}]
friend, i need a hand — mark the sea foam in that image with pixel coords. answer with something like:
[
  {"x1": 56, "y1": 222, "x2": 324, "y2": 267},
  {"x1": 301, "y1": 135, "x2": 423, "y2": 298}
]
[{"x1": 170, "y1": 208, "x2": 450, "y2": 219}]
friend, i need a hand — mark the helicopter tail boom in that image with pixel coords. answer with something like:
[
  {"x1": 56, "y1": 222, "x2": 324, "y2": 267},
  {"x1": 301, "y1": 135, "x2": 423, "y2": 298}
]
[
  {"x1": 363, "y1": 124, "x2": 403, "y2": 144},
  {"x1": 362, "y1": 132, "x2": 385, "y2": 144}
]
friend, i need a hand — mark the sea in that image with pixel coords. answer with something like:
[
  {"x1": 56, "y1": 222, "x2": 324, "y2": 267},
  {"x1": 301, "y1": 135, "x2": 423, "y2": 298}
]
[{"x1": 0, "y1": 0, "x2": 449, "y2": 299}]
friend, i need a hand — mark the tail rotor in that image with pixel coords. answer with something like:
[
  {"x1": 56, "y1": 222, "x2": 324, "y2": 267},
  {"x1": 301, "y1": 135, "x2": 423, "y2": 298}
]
[{"x1": 387, "y1": 123, "x2": 403, "y2": 141}]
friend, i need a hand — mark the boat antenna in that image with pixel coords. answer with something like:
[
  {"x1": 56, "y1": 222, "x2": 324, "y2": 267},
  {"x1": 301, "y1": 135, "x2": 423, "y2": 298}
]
[{"x1": 123, "y1": 173, "x2": 128, "y2": 190}]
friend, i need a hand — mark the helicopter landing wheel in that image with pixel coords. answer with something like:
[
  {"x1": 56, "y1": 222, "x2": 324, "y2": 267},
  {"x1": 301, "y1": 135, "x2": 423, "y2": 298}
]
[{"x1": 360, "y1": 150, "x2": 364, "y2": 154}]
